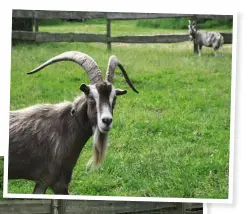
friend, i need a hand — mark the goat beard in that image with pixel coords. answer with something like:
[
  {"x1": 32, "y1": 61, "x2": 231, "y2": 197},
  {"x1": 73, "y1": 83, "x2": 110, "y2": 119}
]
[{"x1": 86, "y1": 127, "x2": 108, "y2": 171}]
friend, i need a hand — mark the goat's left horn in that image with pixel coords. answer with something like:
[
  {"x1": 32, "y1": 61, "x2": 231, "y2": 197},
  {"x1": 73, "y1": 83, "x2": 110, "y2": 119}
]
[
  {"x1": 105, "y1": 56, "x2": 139, "y2": 93},
  {"x1": 27, "y1": 51, "x2": 103, "y2": 84}
]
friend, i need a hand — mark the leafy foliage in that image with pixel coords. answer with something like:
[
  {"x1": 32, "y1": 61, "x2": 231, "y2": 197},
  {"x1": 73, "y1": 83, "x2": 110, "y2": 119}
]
[{"x1": 136, "y1": 18, "x2": 233, "y2": 29}]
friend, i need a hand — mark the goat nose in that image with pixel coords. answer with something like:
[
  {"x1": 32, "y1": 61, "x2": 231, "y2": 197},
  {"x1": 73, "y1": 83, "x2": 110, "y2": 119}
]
[{"x1": 102, "y1": 117, "x2": 112, "y2": 125}]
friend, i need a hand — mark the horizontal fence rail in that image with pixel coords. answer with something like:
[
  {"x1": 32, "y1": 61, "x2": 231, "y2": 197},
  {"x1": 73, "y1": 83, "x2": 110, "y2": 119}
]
[
  {"x1": 12, "y1": 31, "x2": 233, "y2": 44},
  {"x1": 35, "y1": 32, "x2": 106, "y2": 43},
  {"x1": 65, "y1": 200, "x2": 179, "y2": 214},
  {"x1": 12, "y1": 9, "x2": 233, "y2": 20},
  {"x1": 12, "y1": 9, "x2": 233, "y2": 49},
  {"x1": 0, "y1": 200, "x2": 203, "y2": 214},
  {"x1": 0, "y1": 200, "x2": 52, "y2": 214},
  {"x1": 109, "y1": 34, "x2": 190, "y2": 43}
]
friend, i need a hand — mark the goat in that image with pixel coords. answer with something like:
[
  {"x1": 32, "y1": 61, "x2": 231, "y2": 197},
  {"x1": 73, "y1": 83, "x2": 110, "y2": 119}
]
[
  {"x1": 188, "y1": 20, "x2": 224, "y2": 56},
  {"x1": 8, "y1": 51, "x2": 139, "y2": 195}
]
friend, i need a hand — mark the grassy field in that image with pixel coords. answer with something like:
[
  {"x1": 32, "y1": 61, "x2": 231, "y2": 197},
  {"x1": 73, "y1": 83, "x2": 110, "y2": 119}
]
[
  {"x1": 38, "y1": 19, "x2": 233, "y2": 35},
  {"x1": 8, "y1": 21, "x2": 232, "y2": 199}
]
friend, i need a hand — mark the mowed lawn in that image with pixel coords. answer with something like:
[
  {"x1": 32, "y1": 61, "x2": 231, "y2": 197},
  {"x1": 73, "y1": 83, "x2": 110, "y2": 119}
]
[{"x1": 8, "y1": 21, "x2": 232, "y2": 199}]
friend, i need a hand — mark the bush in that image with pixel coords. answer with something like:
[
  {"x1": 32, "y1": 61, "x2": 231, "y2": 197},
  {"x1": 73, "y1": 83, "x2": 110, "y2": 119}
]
[
  {"x1": 39, "y1": 19, "x2": 65, "y2": 26},
  {"x1": 82, "y1": 18, "x2": 106, "y2": 25},
  {"x1": 136, "y1": 18, "x2": 190, "y2": 29},
  {"x1": 39, "y1": 18, "x2": 106, "y2": 26},
  {"x1": 136, "y1": 18, "x2": 233, "y2": 29},
  {"x1": 199, "y1": 19, "x2": 233, "y2": 28}
]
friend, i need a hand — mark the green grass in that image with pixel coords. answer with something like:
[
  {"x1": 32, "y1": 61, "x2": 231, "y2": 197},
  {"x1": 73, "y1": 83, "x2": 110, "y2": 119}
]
[
  {"x1": 8, "y1": 21, "x2": 232, "y2": 199},
  {"x1": 38, "y1": 19, "x2": 232, "y2": 35}
]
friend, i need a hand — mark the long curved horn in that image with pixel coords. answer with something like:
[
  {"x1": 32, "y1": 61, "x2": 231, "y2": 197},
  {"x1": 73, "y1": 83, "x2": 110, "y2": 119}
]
[
  {"x1": 105, "y1": 56, "x2": 139, "y2": 93},
  {"x1": 27, "y1": 51, "x2": 102, "y2": 84}
]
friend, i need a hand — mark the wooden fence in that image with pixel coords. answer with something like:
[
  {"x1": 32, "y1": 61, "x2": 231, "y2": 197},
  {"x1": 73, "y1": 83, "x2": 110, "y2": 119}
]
[
  {"x1": 12, "y1": 10, "x2": 233, "y2": 50},
  {"x1": 0, "y1": 200, "x2": 203, "y2": 214}
]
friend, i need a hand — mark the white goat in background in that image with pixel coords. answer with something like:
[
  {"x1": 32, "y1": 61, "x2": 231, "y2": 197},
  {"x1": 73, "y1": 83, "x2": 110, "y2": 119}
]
[{"x1": 188, "y1": 20, "x2": 224, "y2": 56}]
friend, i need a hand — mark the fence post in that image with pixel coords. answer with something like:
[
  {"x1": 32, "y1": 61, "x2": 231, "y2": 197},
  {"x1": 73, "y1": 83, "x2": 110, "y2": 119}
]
[
  {"x1": 58, "y1": 200, "x2": 66, "y2": 214},
  {"x1": 183, "y1": 203, "x2": 187, "y2": 214},
  {"x1": 175, "y1": 203, "x2": 185, "y2": 214},
  {"x1": 52, "y1": 200, "x2": 59, "y2": 214},
  {"x1": 192, "y1": 15, "x2": 199, "y2": 54},
  {"x1": 33, "y1": 18, "x2": 39, "y2": 44},
  {"x1": 34, "y1": 19, "x2": 39, "y2": 32},
  {"x1": 107, "y1": 19, "x2": 111, "y2": 50}
]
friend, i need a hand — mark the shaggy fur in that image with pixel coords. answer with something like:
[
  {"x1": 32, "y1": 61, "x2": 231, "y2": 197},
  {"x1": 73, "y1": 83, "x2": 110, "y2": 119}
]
[
  {"x1": 9, "y1": 95, "x2": 95, "y2": 194},
  {"x1": 188, "y1": 20, "x2": 224, "y2": 56},
  {"x1": 8, "y1": 51, "x2": 139, "y2": 195}
]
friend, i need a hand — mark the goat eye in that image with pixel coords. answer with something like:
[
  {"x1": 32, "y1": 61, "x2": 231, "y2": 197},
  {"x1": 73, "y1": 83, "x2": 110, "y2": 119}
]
[{"x1": 112, "y1": 99, "x2": 116, "y2": 108}]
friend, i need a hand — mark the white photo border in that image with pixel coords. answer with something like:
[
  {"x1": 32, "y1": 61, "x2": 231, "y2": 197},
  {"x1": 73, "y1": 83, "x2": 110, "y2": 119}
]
[{"x1": 2, "y1": 4, "x2": 237, "y2": 204}]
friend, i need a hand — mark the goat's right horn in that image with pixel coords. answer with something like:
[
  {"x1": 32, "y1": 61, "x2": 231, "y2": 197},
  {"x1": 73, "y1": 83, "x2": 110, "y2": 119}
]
[
  {"x1": 27, "y1": 51, "x2": 103, "y2": 84},
  {"x1": 105, "y1": 56, "x2": 139, "y2": 93}
]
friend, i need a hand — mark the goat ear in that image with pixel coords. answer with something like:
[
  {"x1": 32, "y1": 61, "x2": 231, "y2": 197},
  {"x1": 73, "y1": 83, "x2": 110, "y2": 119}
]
[
  {"x1": 80, "y1": 83, "x2": 90, "y2": 94},
  {"x1": 115, "y1": 88, "x2": 127, "y2": 96}
]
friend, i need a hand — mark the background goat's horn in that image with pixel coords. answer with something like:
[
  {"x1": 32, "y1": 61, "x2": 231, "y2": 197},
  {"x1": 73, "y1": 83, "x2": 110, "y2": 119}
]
[
  {"x1": 27, "y1": 51, "x2": 103, "y2": 84},
  {"x1": 105, "y1": 56, "x2": 139, "y2": 93}
]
